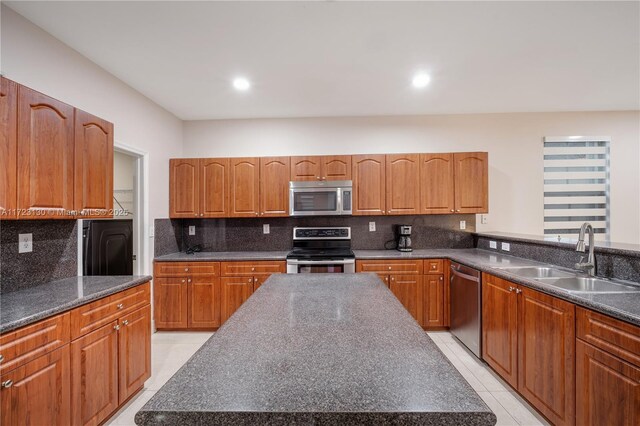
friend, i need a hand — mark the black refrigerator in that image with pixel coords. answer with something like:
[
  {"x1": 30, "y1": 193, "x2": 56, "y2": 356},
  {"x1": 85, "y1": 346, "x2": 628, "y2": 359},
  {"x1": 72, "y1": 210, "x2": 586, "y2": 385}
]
[{"x1": 83, "y1": 219, "x2": 133, "y2": 276}]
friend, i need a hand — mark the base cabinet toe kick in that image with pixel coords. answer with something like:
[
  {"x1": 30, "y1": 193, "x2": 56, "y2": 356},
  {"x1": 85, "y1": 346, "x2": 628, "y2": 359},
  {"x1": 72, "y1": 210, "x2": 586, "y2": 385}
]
[{"x1": 0, "y1": 281, "x2": 152, "y2": 426}]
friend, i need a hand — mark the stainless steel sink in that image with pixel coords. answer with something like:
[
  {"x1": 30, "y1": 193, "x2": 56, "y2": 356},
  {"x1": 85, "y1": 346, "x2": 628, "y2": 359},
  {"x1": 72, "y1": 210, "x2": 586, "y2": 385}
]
[
  {"x1": 535, "y1": 276, "x2": 640, "y2": 293},
  {"x1": 496, "y1": 266, "x2": 574, "y2": 279}
]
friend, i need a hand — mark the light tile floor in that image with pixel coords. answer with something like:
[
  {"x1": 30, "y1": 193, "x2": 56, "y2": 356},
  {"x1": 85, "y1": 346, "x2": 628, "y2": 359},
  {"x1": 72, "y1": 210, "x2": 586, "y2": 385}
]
[{"x1": 106, "y1": 331, "x2": 549, "y2": 426}]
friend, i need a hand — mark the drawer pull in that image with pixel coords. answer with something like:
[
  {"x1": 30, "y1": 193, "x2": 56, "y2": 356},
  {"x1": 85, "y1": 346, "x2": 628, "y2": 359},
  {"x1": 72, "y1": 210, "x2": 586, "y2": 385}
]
[
  {"x1": 117, "y1": 303, "x2": 124, "y2": 310},
  {"x1": 388, "y1": 266, "x2": 392, "y2": 270},
  {"x1": 114, "y1": 325, "x2": 121, "y2": 331},
  {"x1": 184, "y1": 268, "x2": 189, "y2": 272},
  {"x1": 122, "y1": 320, "x2": 129, "y2": 326},
  {"x1": 251, "y1": 267, "x2": 255, "y2": 272},
  {"x1": 2, "y1": 380, "x2": 13, "y2": 388},
  {"x1": 431, "y1": 265, "x2": 436, "y2": 269}
]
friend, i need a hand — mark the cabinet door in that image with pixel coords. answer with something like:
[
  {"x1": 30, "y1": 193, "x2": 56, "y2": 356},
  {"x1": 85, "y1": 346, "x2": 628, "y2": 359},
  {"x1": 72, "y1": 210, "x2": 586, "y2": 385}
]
[
  {"x1": 71, "y1": 323, "x2": 118, "y2": 426},
  {"x1": 576, "y1": 340, "x2": 640, "y2": 426},
  {"x1": 74, "y1": 109, "x2": 113, "y2": 218},
  {"x1": 230, "y1": 157, "x2": 260, "y2": 217},
  {"x1": 386, "y1": 154, "x2": 420, "y2": 215},
  {"x1": 153, "y1": 277, "x2": 188, "y2": 329},
  {"x1": 0, "y1": 77, "x2": 17, "y2": 219},
  {"x1": 422, "y1": 275, "x2": 444, "y2": 328},
  {"x1": 169, "y1": 159, "x2": 200, "y2": 218},
  {"x1": 352, "y1": 154, "x2": 386, "y2": 215},
  {"x1": 453, "y1": 152, "x2": 488, "y2": 213},
  {"x1": 17, "y1": 85, "x2": 75, "y2": 219},
  {"x1": 481, "y1": 274, "x2": 518, "y2": 388},
  {"x1": 290, "y1": 156, "x2": 322, "y2": 181},
  {"x1": 188, "y1": 275, "x2": 220, "y2": 329},
  {"x1": 518, "y1": 286, "x2": 575, "y2": 426},
  {"x1": 260, "y1": 156, "x2": 290, "y2": 217},
  {"x1": 220, "y1": 277, "x2": 254, "y2": 324},
  {"x1": 420, "y1": 153, "x2": 455, "y2": 214},
  {"x1": 118, "y1": 305, "x2": 151, "y2": 403},
  {"x1": 389, "y1": 274, "x2": 422, "y2": 321},
  {"x1": 200, "y1": 158, "x2": 229, "y2": 218},
  {"x1": 322, "y1": 155, "x2": 351, "y2": 181},
  {"x1": 0, "y1": 345, "x2": 70, "y2": 426}
]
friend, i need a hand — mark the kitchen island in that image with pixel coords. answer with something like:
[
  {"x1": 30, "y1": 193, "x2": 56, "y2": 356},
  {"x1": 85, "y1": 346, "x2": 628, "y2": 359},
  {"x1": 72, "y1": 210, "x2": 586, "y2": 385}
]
[{"x1": 136, "y1": 274, "x2": 496, "y2": 426}]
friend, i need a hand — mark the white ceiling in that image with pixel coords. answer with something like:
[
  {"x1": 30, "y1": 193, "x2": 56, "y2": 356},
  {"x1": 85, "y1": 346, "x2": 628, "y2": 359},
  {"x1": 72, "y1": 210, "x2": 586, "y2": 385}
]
[{"x1": 6, "y1": 1, "x2": 640, "y2": 120}]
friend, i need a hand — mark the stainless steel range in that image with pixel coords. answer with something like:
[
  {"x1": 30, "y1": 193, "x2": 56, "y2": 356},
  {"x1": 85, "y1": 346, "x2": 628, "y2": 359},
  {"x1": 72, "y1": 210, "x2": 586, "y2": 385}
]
[{"x1": 286, "y1": 227, "x2": 356, "y2": 274}]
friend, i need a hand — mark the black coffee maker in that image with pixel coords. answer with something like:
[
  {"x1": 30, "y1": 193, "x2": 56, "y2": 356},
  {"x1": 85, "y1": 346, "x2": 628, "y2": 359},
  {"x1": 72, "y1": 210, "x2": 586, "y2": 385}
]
[{"x1": 396, "y1": 225, "x2": 413, "y2": 252}]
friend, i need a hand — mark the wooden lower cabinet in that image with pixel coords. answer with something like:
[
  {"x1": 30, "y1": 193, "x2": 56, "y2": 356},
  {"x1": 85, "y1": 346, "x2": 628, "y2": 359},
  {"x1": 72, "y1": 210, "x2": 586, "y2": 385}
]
[
  {"x1": 576, "y1": 340, "x2": 640, "y2": 426},
  {"x1": 71, "y1": 322, "x2": 119, "y2": 426},
  {"x1": 389, "y1": 274, "x2": 422, "y2": 321},
  {"x1": 422, "y1": 274, "x2": 445, "y2": 328},
  {"x1": 220, "y1": 276, "x2": 255, "y2": 323},
  {"x1": 153, "y1": 277, "x2": 189, "y2": 329},
  {"x1": 118, "y1": 305, "x2": 151, "y2": 403},
  {"x1": 1, "y1": 345, "x2": 71, "y2": 426}
]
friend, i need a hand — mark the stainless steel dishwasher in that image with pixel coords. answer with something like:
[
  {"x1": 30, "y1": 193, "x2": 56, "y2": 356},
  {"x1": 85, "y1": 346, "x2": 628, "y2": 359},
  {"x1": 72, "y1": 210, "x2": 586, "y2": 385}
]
[{"x1": 450, "y1": 262, "x2": 482, "y2": 358}]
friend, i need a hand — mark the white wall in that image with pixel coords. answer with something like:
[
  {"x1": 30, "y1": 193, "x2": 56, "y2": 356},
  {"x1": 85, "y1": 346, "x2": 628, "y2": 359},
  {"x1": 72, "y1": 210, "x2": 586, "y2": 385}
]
[
  {"x1": 114, "y1": 151, "x2": 135, "y2": 192},
  {"x1": 1, "y1": 5, "x2": 184, "y2": 272},
  {"x1": 184, "y1": 112, "x2": 640, "y2": 244}
]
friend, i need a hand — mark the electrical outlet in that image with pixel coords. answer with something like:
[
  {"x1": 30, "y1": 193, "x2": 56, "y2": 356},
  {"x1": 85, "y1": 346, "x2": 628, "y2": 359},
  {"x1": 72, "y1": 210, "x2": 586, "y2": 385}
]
[
  {"x1": 489, "y1": 240, "x2": 497, "y2": 249},
  {"x1": 263, "y1": 224, "x2": 270, "y2": 234},
  {"x1": 19, "y1": 233, "x2": 32, "y2": 253},
  {"x1": 188, "y1": 226, "x2": 196, "y2": 235},
  {"x1": 481, "y1": 215, "x2": 488, "y2": 224},
  {"x1": 459, "y1": 220, "x2": 466, "y2": 230},
  {"x1": 369, "y1": 222, "x2": 376, "y2": 232},
  {"x1": 501, "y1": 242, "x2": 511, "y2": 252}
]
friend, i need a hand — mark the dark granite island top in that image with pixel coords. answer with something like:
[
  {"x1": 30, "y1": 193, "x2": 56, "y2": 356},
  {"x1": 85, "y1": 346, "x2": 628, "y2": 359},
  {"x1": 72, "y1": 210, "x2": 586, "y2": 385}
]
[
  {"x1": 136, "y1": 274, "x2": 495, "y2": 426},
  {"x1": 0, "y1": 275, "x2": 152, "y2": 333}
]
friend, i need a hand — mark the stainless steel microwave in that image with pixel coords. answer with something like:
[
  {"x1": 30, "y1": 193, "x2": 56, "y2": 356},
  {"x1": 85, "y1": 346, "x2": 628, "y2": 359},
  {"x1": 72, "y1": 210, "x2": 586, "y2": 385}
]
[{"x1": 289, "y1": 180, "x2": 352, "y2": 216}]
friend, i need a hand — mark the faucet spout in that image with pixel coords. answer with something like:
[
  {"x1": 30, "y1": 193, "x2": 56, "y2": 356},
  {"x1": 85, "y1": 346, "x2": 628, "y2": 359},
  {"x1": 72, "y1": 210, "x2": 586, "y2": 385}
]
[{"x1": 575, "y1": 222, "x2": 596, "y2": 276}]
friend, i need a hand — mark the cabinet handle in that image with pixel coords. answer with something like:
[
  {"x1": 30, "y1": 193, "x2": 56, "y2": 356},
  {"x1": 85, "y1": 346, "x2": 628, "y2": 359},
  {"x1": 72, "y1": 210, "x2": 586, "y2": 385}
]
[
  {"x1": 254, "y1": 278, "x2": 258, "y2": 283},
  {"x1": 188, "y1": 279, "x2": 192, "y2": 283},
  {"x1": 439, "y1": 276, "x2": 443, "y2": 281},
  {"x1": 117, "y1": 303, "x2": 124, "y2": 310},
  {"x1": 200, "y1": 214, "x2": 204, "y2": 217},
  {"x1": 391, "y1": 277, "x2": 395, "y2": 281},
  {"x1": 114, "y1": 325, "x2": 121, "y2": 331},
  {"x1": 182, "y1": 279, "x2": 186, "y2": 283},
  {"x1": 251, "y1": 267, "x2": 255, "y2": 272},
  {"x1": 431, "y1": 265, "x2": 436, "y2": 269},
  {"x1": 388, "y1": 266, "x2": 392, "y2": 270},
  {"x1": 194, "y1": 214, "x2": 198, "y2": 216},
  {"x1": 184, "y1": 268, "x2": 189, "y2": 272},
  {"x1": 2, "y1": 380, "x2": 12, "y2": 388},
  {"x1": 450, "y1": 209, "x2": 454, "y2": 212},
  {"x1": 122, "y1": 320, "x2": 129, "y2": 326},
  {"x1": 0, "y1": 354, "x2": 4, "y2": 362},
  {"x1": 515, "y1": 288, "x2": 523, "y2": 294},
  {"x1": 456, "y1": 209, "x2": 460, "y2": 212},
  {"x1": 508, "y1": 286, "x2": 515, "y2": 292},
  {"x1": 317, "y1": 176, "x2": 321, "y2": 180}
]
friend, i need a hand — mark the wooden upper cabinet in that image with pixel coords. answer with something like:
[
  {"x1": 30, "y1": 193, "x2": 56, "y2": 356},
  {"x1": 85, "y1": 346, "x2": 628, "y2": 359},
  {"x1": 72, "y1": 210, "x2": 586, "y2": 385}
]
[
  {"x1": 322, "y1": 155, "x2": 351, "y2": 181},
  {"x1": 386, "y1": 154, "x2": 420, "y2": 215},
  {"x1": 420, "y1": 153, "x2": 455, "y2": 214},
  {"x1": 200, "y1": 158, "x2": 229, "y2": 218},
  {"x1": 453, "y1": 152, "x2": 488, "y2": 213},
  {"x1": 17, "y1": 85, "x2": 75, "y2": 219},
  {"x1": 482, "y1": 274, "x2": 518, "y2": 389},
  {"x1": 0, "y1": 77, "x2": 17, "y2": 219},
  {"x1": 230, "y1": 157, "x2": 260, "y2": 217},
  {"x1": 169, "y1": 159, "x2": 199, "y2": 218},
  {"x1": 74, "y1": 109, "x2": 114, "y2": 218},
  {"x1": 290, "y1": 156, "x2": 322, "y2": 181},
  {"x1": 518, "y1": 286, "x2": 575, "y2": 426},
  {"x1": 352, "y1": 154, "x2": 386, "y2": 215},
  {"x1": 260, "y1": 156, "x2": 290, "y2": 217}
]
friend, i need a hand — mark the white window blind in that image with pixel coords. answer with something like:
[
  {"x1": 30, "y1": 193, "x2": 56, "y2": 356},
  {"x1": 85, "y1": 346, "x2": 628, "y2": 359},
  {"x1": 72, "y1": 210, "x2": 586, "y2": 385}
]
[{"x1": 543, "y1": 136, "x2": 610, "y2": 241}]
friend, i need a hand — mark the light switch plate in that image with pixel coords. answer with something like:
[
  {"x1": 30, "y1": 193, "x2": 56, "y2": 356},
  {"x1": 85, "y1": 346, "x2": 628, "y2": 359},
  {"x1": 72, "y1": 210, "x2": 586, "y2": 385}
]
[
  {"x1": 188, "y1": 226, "x2": 196, "y2": 236},
  {"x1": 263, "y1": 224, "x2": 270, "y2": 234},
  {"x1": 501, "y1": 242, "x2": 511, "y2": 252},
  {"x1": 459, "y1": 220, "x2": 466, "y2": 230},
  {"x1": 489, "y1": 240, "x2": 497, "y2": 249},
  {"x1": 19, "y1": 233, "x2": 32, "y2": 253},
  {"x1": 369, "y1": 222, "x2": 376, "y2": 232}
]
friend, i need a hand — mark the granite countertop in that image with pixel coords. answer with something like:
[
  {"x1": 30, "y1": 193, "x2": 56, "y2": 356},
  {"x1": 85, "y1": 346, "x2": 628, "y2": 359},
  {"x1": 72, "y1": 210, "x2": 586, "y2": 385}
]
[
  {"x1": 356, "y1": 248, "x2": 640, "y2": 327},
  {"x1": 136, "y1": 273, "x2": 496, "y2": 426},
  {"x1": 0, "y1": 275, "x2": 152, "y2": 334},
  {"x1": 154, "y1": 251, "x2": 289, "y2": 262}
]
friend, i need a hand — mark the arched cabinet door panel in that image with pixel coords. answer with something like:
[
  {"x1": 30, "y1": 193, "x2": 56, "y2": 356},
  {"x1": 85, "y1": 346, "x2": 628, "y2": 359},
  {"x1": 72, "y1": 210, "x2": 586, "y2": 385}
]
[
  {"x1": 0, "y1": 77, "x2": 17, "y2": 219},
  {"x1": 420, "y1": 153, "x2": 455, "y2": 214},
  {"x1": 352, "y1": 154, "x2": 386, "y2": 216},
  {"x1": 260, "y1": 156, "x2": 290, "y2": 217},
  {"x1": 169, "y1": 158, "x2": 200, "y2": 218},
  {"x1": 453, "y1": 152, "x2": 488, "y2": 213},
  {"x1": 386, "y1": 153, "x2": 420, "y2": 215},
  {"x1": 200, "y1": 158, "x2": 230, "y2": 218},
  {"x1": 230, "y1": 157, "x2": 260, "y2": 217}
]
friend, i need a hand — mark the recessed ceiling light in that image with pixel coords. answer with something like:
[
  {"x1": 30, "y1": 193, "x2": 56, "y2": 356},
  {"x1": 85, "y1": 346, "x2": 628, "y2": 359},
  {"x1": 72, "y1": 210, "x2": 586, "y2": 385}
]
[
  {"x1": 412, "y1": 73, "x2": 431, "y2": 89},
  {"x1": 233, "y1": 77, "x2": 251, "y2": 91}
]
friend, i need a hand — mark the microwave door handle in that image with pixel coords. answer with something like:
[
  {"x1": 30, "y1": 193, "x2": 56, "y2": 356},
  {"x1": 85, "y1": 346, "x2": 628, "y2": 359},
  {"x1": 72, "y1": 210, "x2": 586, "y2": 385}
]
[{"x1": 337, "y1": 188, "x2": 343, "y2": 213}]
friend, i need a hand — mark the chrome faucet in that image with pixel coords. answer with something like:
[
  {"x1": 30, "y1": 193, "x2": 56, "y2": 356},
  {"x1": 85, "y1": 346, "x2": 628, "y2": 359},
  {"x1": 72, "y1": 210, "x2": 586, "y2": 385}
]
[{"x1": 575, "y1": 222, "x2": 596, "y2": 276}]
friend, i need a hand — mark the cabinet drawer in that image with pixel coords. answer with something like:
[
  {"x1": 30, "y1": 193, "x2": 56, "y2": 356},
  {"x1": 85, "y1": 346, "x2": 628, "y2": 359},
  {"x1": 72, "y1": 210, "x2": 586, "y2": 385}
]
[
  {"x1": 577, "y1": 307, "x2": 640, "y2": 367},
  {"x1": 221, "y1": 261, "x2": 286, "y2": 276},
  {"x1": 424, "y1": 259, "x2": 444, "y2": 274},
  {"x1": 0, "y1": 313, "x2": 70, "y2": 374},
  {"x1": 154, "y1": 262, "x2": 220, "y2": 277},
  {"x1": 71, "y1": 282, "x2": 150, "y2": 339},
  {"x1": 356, "y1": 259, "x2": 423, "y2": 274}
]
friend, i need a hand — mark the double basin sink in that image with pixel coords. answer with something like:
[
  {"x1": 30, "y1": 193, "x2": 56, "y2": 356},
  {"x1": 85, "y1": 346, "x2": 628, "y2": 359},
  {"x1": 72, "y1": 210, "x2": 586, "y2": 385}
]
[{"x1": 495, "y1": 266, "x2": 640, "y2": 294}]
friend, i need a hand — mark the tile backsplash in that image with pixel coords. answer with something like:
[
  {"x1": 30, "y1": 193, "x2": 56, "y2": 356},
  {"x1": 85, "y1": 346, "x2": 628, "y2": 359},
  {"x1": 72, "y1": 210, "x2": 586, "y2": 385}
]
[
  {"x1": 155, "y1": 215, "x2": 476, "y2": 256},
  {"x1": 0, "y1": 220, "x2": 78, "y2": 294}
]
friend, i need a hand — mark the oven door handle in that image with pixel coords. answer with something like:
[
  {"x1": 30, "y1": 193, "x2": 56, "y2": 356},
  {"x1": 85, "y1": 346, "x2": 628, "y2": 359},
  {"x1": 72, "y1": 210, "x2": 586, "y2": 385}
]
[{"x1": 286, "y1": 259, "x2": 355, "y2": 265}]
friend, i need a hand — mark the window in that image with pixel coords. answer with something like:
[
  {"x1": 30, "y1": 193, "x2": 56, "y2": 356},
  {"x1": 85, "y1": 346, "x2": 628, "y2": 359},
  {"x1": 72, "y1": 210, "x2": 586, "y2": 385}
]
[{"x1": 543, "y1": 136, "x2": 610, "y2": 241}]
